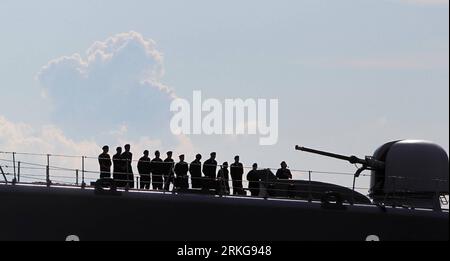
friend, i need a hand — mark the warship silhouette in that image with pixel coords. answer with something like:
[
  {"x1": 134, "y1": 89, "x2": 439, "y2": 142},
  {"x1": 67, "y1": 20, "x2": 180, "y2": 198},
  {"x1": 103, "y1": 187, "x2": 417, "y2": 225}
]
[{"x1": 0, "y1": 139, "x2": 448, "y2": 241}]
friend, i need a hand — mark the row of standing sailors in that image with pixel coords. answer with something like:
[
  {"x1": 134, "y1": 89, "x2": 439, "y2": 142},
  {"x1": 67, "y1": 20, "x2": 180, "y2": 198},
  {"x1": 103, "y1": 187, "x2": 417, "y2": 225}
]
[{"x1": 98, "y1": 145, "x2": 292, "y2": 196}]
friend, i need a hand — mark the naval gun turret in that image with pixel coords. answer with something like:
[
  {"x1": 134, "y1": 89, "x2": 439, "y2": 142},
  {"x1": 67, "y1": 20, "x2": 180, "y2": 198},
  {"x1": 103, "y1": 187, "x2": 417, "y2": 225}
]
[{"x1": 296, "y1": 140, "x2": 449, "y2": 210}]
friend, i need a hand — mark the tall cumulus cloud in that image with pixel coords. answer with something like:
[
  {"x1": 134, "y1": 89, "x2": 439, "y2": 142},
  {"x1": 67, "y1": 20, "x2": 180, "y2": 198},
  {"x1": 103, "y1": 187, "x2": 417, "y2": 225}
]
[{"x1": 37, "y1": 31, "x2": 189, "y2": 152}]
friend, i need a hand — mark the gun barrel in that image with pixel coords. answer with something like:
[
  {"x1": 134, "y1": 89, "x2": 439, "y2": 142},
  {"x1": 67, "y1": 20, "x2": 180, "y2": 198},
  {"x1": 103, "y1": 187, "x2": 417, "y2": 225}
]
[
  {"x1": 295, "y1": 145, "x2": 385, "y2": 172},
  {"x1": 296, "y1": 146, "x2": 353, "y2": 162}
]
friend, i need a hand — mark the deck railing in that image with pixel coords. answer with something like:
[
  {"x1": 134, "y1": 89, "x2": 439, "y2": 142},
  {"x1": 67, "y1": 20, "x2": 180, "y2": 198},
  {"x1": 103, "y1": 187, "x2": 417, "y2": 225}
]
[{"x1": 0, "y1": 150, "x2": 448, "y2": 209}]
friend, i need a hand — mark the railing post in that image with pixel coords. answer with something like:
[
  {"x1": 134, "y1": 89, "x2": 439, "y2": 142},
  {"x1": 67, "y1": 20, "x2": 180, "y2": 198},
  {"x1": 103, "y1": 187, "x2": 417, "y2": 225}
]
[
  {"x1": 81, "y1": 156, "x2": 86, "y2": 189},
  {"x1": 76, "y1": 169, "x2": 79, "y2": 186},
  {"x1": 46, "y1": 154, "x2": 51, "y2": 187},
  {"x1": 17, "y1": 161, "x2": 21, "y2": 183},
  {"x1": 136, "y1": 177, "x2": 139, "y2": 189},
  {"x1": 308, "y1": 171, "x2": 312, "y2": 202},
  {"x1": 12, "y1": 152, "x2": 16, "y2": 181}
]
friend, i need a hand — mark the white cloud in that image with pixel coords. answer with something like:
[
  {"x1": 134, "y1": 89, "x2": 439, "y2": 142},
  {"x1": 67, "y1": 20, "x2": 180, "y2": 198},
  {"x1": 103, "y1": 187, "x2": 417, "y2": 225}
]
[
  {"x1": 36, "y1": 31, "x2": 190, "y2": 152},
  {"x1": 38, "y1": 31, "x2": 168, "y2": 89},
  {"x1": 0, "y1": 115, "x2": 98, "y2": 155}
]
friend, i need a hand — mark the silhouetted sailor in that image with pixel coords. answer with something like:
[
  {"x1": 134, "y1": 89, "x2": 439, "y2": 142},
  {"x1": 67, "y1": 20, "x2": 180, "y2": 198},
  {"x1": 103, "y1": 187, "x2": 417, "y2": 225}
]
[
  {"x1": 98, "y1": 146, "x2": 112, "y2": 179},
  {"x1": 189, "y1": 154, "x2": 202, "y2": 189},
  {"x1": 138, "y1": 150, "x2": 152, "y2": 189},
  {"x1": 113, "y1": 147, "x2": 126, "y2": 187},
  {"x1": 174, "y1": 154, "x2": 189, "y2": 190},
  {"x1": 122, "y1": 144, "x2": 134, "y2": 189},
  {"x1": 203, "y1": 152, "x2": 217, "y2": 190},
  {"x1": 247, "y1": 163, "x2": 260, "y2": 197},
  {"x1": 217, "y1": 162, "x2": 230, "y2": 195},
  {"x1": 230, "y1": 155, "x2": 244, "y2": 195},
  {"x1": 276, "y1": 161, "x2": 292, "y2": 180},
  {"x1": 163, "y1": 151, "x2": 175, "y2": 191},
  {"x1": 151, "y1": 151, "x2": 164, "y2": 190}
]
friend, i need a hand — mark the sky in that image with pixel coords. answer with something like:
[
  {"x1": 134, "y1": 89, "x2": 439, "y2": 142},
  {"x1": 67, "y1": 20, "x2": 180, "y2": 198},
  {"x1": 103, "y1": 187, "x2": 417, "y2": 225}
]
[{"x1": 0, "y1": 0, "x2": 448, "y2": 191}]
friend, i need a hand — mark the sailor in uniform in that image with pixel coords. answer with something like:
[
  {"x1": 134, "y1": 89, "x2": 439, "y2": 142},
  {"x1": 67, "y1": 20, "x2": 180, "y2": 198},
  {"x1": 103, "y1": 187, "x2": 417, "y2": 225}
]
[
  {"x1": 230, "y1": 155, "x2": 244, "y2": 195},
  {"x1": 246, "y1": 163, "x2": 260, "y2": 196},
  {"x1": 276, "y1": 161, "x2": 292, "y2": 180},
  {"x1": 174, "y1": 154, "x2": 189, "y2": 191},
  {"x1": 163, "y1": 151, "x2": 175, "y2": 191},
  {"x1": 113, "y1": 147, "x2": 125, "y2": 187},
  {"x1": 150, "y1": 151, "x2": 164, "y2": 190},
  {"x1": 217, "y1": 162, "x2": 230, "y2": 195},
  {"x1": 98, "y1": 145, "x2": 112, "y2": 179},
  {"x1": 189, "y1": 154, "x2": 202, "y2": 189},
  {"x1": 138, "y1": 150, "x2": 152, "y2": 189},
  {"x1": 122, "y1": 144, "x2": 134, "y2": 189},
  {"x1": 202, "y1": 152, "x2": 218, "y2": 190}
]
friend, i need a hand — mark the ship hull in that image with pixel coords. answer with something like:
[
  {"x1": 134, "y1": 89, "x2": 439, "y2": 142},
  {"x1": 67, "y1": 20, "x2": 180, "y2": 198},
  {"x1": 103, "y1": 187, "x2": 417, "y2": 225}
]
[{"x1": 0, "y1": 185, "x2": 447, "y2": 241}]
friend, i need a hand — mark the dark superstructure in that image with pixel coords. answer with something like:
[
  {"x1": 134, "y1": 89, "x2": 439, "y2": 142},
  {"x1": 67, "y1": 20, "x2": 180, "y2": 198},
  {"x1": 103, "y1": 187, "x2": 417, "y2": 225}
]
[{"x1": 0, "y1": 140, "x2": 448, "y2": 241}]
